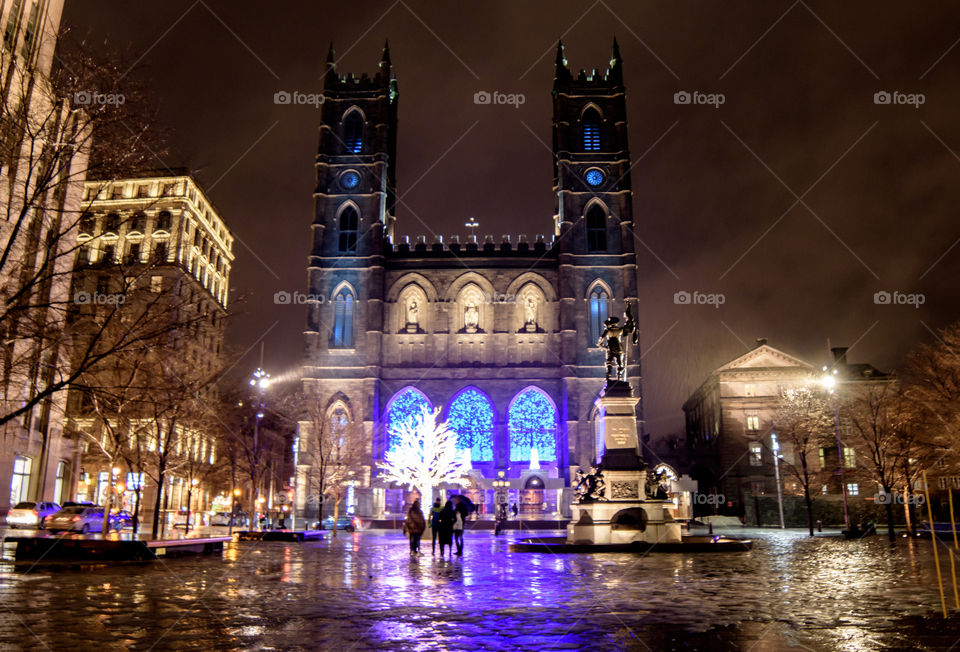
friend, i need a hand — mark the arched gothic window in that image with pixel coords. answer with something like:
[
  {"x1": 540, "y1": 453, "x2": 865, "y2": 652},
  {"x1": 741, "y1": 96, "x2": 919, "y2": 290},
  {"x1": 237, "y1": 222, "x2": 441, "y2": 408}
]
[
  {"x1": 344, "y1": 111, "x2": 364, "y2": 154},
  {"x1": 588, "y1": 284, "x2": 610, "y2": 345},
  {"x1": 384, "y1": 387, "x2": 431, "y2": 452},
  {"x1": 508, "y1": 388, "x2": 558, "y2": 462},
  {"x1": 446, "y1": 388, "x2": 495, "y2": 462},
  {"x1": 582, "y1": 108, "x2": 601, "y2": 151},
  {"x1": 338, "y1": 206, "x2": 359, "y2": 254},
  {"x1": 331, "y1": 287, "x2": 355, "y2": 348},
  {"x1": 585, "y1": 204, "x2": 607, "y2": 252}
]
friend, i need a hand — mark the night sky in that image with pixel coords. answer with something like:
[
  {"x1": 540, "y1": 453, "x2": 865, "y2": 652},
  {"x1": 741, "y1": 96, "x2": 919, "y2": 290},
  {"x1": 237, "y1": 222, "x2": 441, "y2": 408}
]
[{"x1": 63, "y1": 1, "x2": 960, "y2": 436}]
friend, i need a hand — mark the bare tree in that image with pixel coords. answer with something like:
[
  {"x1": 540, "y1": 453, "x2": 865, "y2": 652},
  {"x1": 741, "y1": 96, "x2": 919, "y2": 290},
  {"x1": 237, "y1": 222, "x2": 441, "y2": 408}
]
[
  {"x1": 1, "y1": 35, "x2": 166, "y2": 436},
  {"x1": 839, "y1": 380, "x2": 917, "y2": 541},
  {"x1": 286, "y1": 390, "x2": 366, "y2": 536},
  {"x1": 772, "y1": 383, "x2": 834, "y2": 536}
]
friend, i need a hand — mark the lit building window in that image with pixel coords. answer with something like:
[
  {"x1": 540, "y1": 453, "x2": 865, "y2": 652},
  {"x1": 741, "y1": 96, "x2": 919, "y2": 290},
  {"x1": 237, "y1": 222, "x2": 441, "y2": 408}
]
[
  {"x1": 846, "y1": 483, "x2": 859, "y2": 496},
  {"x1": 446, "y1": 388, "x2": 495, "y2": 462},
  {"x1": 749, "y1": 442, "x2": 762, "y2": 466},
  {"x1": 54, "y1": 461, "x2": 66, "y2": 504},
  {"x1": 939, "y1": 477, "x2": 947, "y2": 490},
  {"x1": 843, "y1": 447, "x2": 856, "y2": 469},
  {"x1": 9, "y1": 456, "x2": 31, "y2": 505},
  {"x1": 952, "y1": 476, "x2": 960, "y2": 489},
  {"x1": 746, "y1": 415, "x2": 760, "y2": 431},
  {"x1": 585, "y1": 205, "x2": 606, "y2": 251},
  {"x1": 384, "y1": 388, "x2": 431, "y2": 452},
  {"x1": 582, "y1": 108, "x2": 601, "y2": 151},
  {"x1": 508, "y1": 388, "x2": 557, "y2": 463},
  {"x1": 818, "y1": 448, "x2": 826, "y2": 469},
  {"x1": 821, "y1": 484, "x2": 829, "y2": 495},
  {"x1": 588, "y1": 285, "x2": 609, "y2": 345},
  {"x1": 344, "y1": 111, "x2": 363, "y2": 153},
  {"x1": 331, "y1": 288, "x2": 355, "y2": 348}
]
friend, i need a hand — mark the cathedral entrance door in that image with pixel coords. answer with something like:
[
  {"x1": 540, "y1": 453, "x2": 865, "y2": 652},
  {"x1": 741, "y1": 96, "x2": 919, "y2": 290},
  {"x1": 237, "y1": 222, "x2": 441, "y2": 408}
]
[{"x1": 520, "y1": 476, "x2": 545, "y2": 515}]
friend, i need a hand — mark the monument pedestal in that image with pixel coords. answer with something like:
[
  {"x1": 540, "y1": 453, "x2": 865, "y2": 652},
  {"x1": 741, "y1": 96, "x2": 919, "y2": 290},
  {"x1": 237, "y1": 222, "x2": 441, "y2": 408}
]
[{"x1": 567, "y1": 381, "x2": 681, "y2": 546}]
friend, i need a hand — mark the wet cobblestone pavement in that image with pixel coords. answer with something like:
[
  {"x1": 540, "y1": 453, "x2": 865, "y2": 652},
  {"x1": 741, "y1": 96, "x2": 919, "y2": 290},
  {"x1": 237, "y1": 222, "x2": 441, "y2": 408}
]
[{"x1": 1, "y1": 528, "x2": 960, "y2": 650}]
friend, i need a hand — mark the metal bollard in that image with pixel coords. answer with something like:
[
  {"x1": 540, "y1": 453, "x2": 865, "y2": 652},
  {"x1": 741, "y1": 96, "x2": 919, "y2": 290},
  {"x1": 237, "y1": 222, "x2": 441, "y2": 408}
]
[
  {"x1": 817, "y1": 520, "x2": 822, "y2": 532},
  {"x1": 708, "y1": 522, "x2": 713, "y2": 535}
]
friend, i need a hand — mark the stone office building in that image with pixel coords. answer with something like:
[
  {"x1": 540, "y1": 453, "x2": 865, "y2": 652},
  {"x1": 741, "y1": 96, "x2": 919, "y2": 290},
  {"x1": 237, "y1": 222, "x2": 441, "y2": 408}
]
[{"x1": 300, "y1": 41, "x2": 645, "y2": 518}]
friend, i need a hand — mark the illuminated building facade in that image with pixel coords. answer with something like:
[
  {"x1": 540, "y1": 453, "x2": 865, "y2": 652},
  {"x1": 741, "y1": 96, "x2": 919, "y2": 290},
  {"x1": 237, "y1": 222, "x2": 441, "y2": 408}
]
[{"x1": 301, "y1": 41, "x2": 643, "y2": 518}]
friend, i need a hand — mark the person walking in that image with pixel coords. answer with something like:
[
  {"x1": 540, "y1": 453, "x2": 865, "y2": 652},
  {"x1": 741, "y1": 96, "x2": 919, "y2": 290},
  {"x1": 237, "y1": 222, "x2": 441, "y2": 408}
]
[
  {"x1": 453, "y1": 507, "x2": 464, "y2": 556},
  {"x1": 428, "y1": 498, "x2": 443, "y2": 554},
  {"x1": 404, "y1": 500, "x2": 426, "y2": 555},
  {"x1": 437, "y1": 500, "x2": 456, "y2": 557},
  {"x1": 453, "y1": 497, "x2": 469, "y2": 555}
]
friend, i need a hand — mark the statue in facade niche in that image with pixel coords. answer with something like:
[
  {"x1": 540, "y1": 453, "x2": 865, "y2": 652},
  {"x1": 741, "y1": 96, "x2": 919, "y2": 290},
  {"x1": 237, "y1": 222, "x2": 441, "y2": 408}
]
[
  {"x1": 405, "y1": 296, "x2": 420, "y2": 331},
  {"x1": 597, "y1": 304, "x2": 639, "y2": 383},
  {"x1": 464, "y1": 300, "x2": 479, "y2": 332},
  {"x1": 645, "y1": 469, "x2": 669, "y2": 500},
  {"x1": 523, "y1": 294, "x2": 538, "y2": 329}
]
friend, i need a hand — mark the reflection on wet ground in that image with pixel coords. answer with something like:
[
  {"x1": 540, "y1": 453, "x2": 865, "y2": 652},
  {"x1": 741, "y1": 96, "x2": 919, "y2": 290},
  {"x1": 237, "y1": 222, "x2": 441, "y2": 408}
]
[{"x1": 1, "y1": 528, "x2": 959, "y2": 650}]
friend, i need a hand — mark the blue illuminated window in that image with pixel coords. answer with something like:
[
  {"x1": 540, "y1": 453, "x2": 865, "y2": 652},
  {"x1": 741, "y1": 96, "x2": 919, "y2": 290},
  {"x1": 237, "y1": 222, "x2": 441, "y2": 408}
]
[
  {"x1": 447, "y1": 388, "x2": 495, "y2": 462},
  {"x1": 585, "y1": 169, "x2": 605, "y2": 187},
  {"x1": 582, "y1": 108, "x2": 601, "y2": 151},
  {"x1": 344, "y1": 111, "x2": 363, "y2": 154},
  {"x1": 331, "y1": 288, "x2": 355, "y2": 348},
  {"x1": 508, "y1": 388, "x2": 558, "y2": 462},
  {"x1": 589, "y1": 285, "x2": 609, "y2": 344},
  {"x1": 341, "y1": 170, "x2": 360, "y2": 190},
  {"x1": 384, "y1": 388, "x2": 431, "y2": 451}
]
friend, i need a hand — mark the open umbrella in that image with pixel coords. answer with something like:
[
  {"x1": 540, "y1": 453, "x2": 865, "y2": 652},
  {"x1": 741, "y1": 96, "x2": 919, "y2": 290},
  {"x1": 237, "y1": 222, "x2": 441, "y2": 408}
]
[{"x1": 449, "y1": 494, "x2": 477, "y2": 514}]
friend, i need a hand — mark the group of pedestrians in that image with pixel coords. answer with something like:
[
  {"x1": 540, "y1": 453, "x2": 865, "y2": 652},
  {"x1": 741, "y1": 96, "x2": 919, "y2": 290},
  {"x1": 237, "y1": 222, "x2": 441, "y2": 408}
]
[{"x1": 404, "y1": 497, "x2": 468, "y2": 556}]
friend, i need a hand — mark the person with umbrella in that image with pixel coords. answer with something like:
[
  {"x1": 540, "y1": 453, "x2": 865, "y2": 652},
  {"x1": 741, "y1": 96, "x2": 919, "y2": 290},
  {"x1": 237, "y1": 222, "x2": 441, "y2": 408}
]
[{"x1": 451, "y1": 495, "x2": 473, "y2": 556}]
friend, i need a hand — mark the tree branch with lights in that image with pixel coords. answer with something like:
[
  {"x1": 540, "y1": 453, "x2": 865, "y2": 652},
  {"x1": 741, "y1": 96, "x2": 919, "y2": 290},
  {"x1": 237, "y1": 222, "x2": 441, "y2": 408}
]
[{"x1": 379, "y1": 406, "x2": 470, "y2": 507}]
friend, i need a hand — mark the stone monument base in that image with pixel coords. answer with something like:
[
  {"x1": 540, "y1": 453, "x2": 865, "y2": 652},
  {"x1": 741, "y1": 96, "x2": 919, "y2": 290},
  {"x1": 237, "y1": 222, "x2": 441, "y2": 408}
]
[
  {"x1": 567, "y1": 379, "x2": 682, "y2": 545},
  {"x1": 567, "y1": 476, "x2": 682, "y2": 546}
]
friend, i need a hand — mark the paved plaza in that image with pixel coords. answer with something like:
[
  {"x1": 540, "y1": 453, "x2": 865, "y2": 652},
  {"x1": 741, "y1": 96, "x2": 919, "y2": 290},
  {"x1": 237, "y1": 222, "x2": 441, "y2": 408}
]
[{"x1": 1, "y1": 528, "x2": 959, "y2": 650}]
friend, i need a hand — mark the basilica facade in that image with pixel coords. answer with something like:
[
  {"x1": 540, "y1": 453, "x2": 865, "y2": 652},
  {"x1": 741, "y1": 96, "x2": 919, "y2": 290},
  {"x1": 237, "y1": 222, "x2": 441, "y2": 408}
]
[{"x1": 301, "y1": 41, "x2": 643, "y2": 519}]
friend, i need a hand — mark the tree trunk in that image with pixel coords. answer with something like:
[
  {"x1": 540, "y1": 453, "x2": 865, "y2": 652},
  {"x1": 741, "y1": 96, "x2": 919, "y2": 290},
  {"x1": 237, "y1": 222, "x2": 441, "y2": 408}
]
[
  {"x1": 884, "y1": 486, "x2": 896, "y2": 541},
  {"x1": 804, "y1": 486, "x2": 814, "y2": 536},
  {"x1": 151, "y1": 461, "x2": 166, "y2": 539},
  {"x1": 332, "y1": 495, "x2": 340, "y2": 539}
]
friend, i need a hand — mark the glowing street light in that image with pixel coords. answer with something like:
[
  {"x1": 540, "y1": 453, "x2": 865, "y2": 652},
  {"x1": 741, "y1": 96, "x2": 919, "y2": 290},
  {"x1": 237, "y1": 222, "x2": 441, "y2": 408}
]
[{"x1": 820, "y1": 365, "x2": 850, "y2": 530}]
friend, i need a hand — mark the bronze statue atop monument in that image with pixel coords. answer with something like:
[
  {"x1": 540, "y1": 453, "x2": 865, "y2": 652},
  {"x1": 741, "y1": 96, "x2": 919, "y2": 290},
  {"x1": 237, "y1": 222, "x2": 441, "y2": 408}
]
[{"x1": 597, "y1": 304, "x2": 639, "y2": 383}]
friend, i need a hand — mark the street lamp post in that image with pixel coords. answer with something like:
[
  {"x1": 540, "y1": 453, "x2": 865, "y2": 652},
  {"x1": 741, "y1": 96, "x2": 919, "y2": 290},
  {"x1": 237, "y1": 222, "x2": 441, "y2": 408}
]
[
  {"x1": 820, "y1": 368, "x2": 850, "y2": 530},
  {"x1": 771, "y1": 433, "x2": 785, "y2": 529},
  {"x1": 230, "y1": 487, "x2": 240, "y2": 535},
  {"x1": 249, "y1": 368, "x2": 271, "y2": 529}
]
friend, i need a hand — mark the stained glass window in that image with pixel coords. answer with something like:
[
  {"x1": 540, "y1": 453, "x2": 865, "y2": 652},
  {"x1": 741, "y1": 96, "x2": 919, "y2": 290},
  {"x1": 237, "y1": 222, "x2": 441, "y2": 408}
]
[
  {"x1": 384, "y1": 388, "x2": 431, "y2": 451},
  {"x1": 447, "y1": 388, "x2": 495, "y2": 462},
  {"x1": 331, "y1": 288, "x2": 355, "y2": 348},
  {"x1": 508, "y1": 388, "x2": 557, "y2": 462},
  {"x1": 589, "y1": 285, "x2": 609, "y2": 344}
]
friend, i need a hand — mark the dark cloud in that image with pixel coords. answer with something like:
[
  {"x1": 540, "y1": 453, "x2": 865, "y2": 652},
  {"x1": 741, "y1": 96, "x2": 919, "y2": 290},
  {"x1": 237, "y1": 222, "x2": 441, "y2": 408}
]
[{"x1": 64, "y1": 1, "x2": 960, "y2": 435}]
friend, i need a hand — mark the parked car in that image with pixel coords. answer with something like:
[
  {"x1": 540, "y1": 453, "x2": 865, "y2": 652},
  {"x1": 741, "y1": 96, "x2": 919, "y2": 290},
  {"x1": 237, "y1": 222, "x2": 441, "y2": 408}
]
[
  {"x1": 110, "y1": 510, "x2": 134, "y2": 530},
  {"x1": 317, "y1": 515, "x2": 357, "y2": 532},
  {"x1": 61, "y1": 501, "x2": 95, "y2": 509},
  {"x1": 5, "y1": 501, "x2": 61, "y2": 528},
  {"x1": 44, "y1": 506, "x2": 109, "y2": 534},
  {"x1": 209, "y1": 513, "x2": 232, "y2": 527}
]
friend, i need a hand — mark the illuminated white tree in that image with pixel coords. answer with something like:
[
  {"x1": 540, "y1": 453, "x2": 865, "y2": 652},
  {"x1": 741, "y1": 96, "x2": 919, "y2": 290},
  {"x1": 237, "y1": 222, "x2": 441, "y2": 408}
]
[{"x1": 380, "y1": 406, "x2": 470, "y2": 506}]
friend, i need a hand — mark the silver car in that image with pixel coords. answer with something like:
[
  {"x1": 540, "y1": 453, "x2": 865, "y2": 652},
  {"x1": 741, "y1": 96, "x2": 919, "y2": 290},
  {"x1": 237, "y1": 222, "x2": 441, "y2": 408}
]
[
  {"x1": 43, "y1": 506, "x2": 109, "y2": 534},
  {"x1": 5, "y1": 501, "x2": 61, "y2": 528}
]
